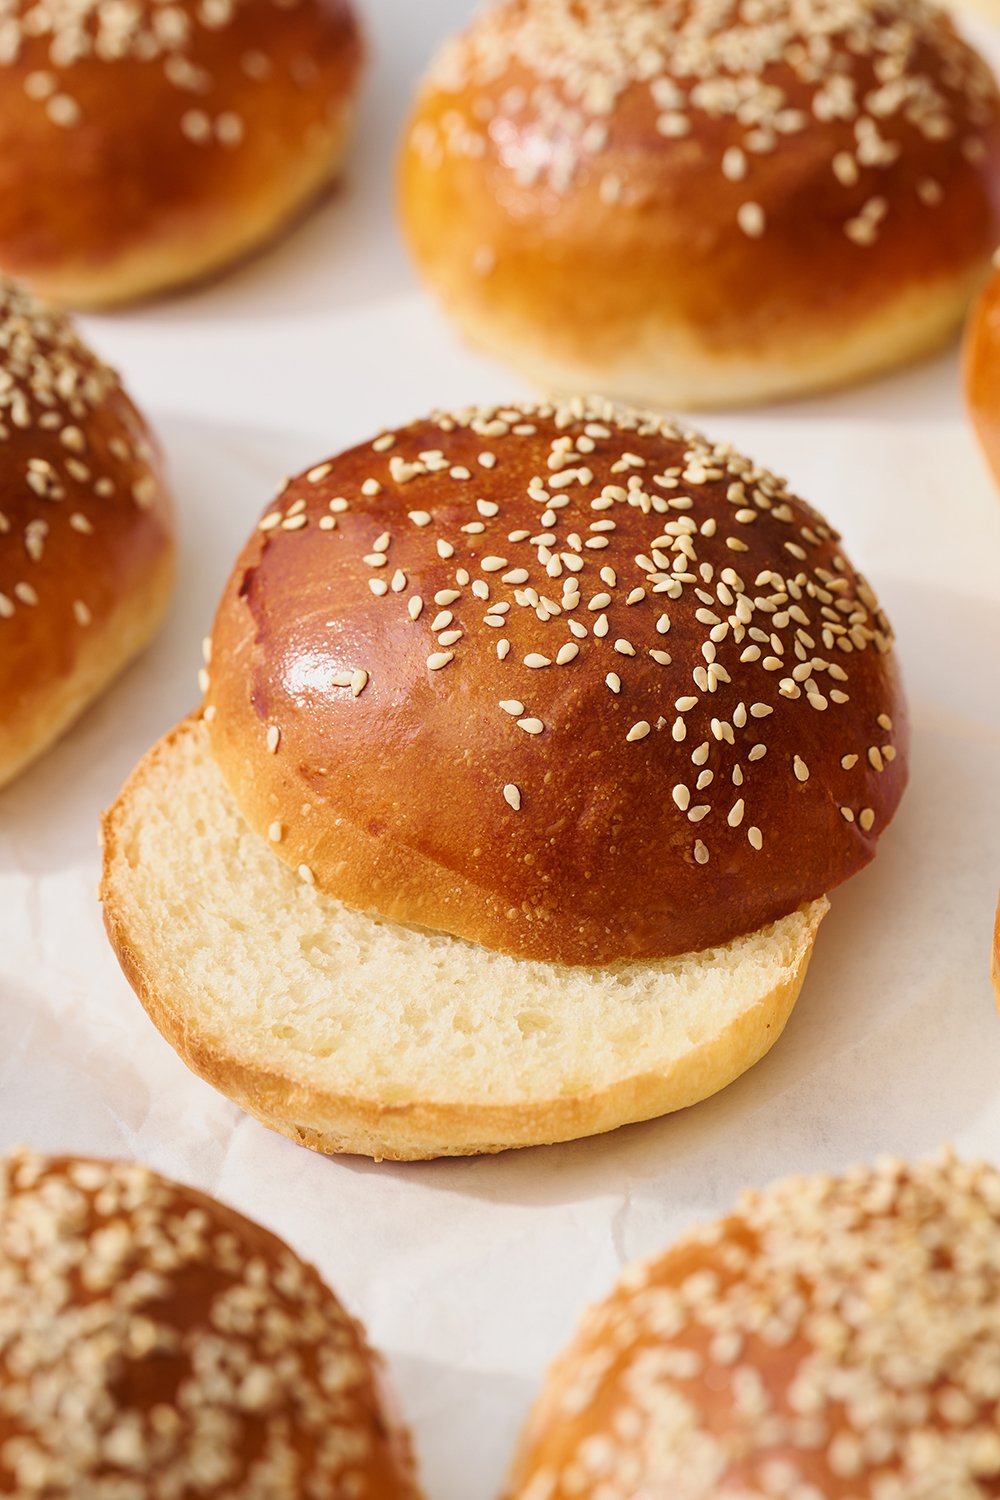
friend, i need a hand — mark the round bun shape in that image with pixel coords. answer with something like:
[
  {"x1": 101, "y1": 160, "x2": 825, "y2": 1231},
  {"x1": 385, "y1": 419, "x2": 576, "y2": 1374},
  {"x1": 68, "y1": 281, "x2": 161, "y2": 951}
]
[
  {"x1": 0, "y1": 0, "x2": 361, "y2": 307},
  {"x1": 0, "y1": 278, "x2": 174, "y2": 790},
  {"x1": 964, "y1": 260, "x2": 1000, "y2": 491},
  {"x1": 399, "y1": 0, "x2": 1000, "y2": 410},
  {"x1": 506, "y1": 1153, "x2": 1000, "y2": 1500},
  {"x1": 0, "y1": 1149, "x2": 420, "y2": 1497},
  {"x1": 100, "y1": 715, "x2": 828, "y2": 1159},
  {"x1": 205, "y1": 398, "x2": 907, "y2": 968}
]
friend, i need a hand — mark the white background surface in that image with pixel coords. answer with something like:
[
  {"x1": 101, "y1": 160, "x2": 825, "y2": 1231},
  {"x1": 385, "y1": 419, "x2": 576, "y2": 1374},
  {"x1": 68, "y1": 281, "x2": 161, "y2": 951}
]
[{"x1": 3, "y1": 3, "x2": 1000, "y2": 1495}]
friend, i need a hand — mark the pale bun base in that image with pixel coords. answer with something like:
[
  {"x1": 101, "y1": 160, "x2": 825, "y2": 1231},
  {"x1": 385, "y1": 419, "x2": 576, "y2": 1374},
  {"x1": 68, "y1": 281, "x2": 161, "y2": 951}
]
[
  {"x1": 27, "y1": 109, "x2": 353, "y2": 309},
  {"x1": 0, "y1": 544, "x2": 174, "y2": 791},
  {"x1": 101, "y1": 717, "x2": 828, "y2": 1161},
  {"x1": 453, "y1": 264, "x2": 982, "y2": 410}
]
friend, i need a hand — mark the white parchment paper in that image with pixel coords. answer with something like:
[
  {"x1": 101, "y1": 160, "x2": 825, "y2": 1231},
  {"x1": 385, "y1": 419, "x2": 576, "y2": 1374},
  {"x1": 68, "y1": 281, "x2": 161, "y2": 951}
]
[{"x1": 2, "y1": 4, "x2": 1000, "y2": 1496}]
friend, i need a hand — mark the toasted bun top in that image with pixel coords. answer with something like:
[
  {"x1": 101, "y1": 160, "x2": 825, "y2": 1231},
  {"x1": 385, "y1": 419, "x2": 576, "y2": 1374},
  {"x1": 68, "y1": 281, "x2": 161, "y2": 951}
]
[
  {"x1": 0, "y1": 279, "x2": 172, "y2": 705},
  {"x1": 0, "y1": 1150, "x2": 419, "y2": 1497},
  {"x1": 0, "y1": 0, "x2": 361, "y2": 298},
  {"x1": 205, "y1": 399, "x2": 907, "y2": 966},
  {"x1": 402, "y1": 0, "x2": 1000, "y2": 357},
  {"x1": 506, "y1": 1153, "x2": 1000, "y2": 1500}
]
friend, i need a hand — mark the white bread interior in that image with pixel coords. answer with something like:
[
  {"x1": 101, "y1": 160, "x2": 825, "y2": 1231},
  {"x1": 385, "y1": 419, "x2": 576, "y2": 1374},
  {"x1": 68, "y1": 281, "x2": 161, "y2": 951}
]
[{"x1": 101, "y1": 717, "x2": 829, "y2": 1160}]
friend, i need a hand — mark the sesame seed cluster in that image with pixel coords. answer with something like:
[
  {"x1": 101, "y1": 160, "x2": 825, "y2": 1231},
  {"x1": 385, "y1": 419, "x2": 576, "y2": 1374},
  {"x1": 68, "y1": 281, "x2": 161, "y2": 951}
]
[
  {"x1": 412, "y1": 0, "x2": 998, "y2": 251},
  {"x1": 510, "y1": 1154, "x2": 1000, "y2": 1500},
  {"x1": 0, "y1": 279, "x2": 163, "y2": 633},
  {"x1": 0, "y1": 1151, "x2": 415, "y2": 1498},
  {"x1": 0, "y1": 0, "x2": 322, "y2": 146},
  {"x1": 205, "y1": 396, "x2": 906, "y2": 966}
]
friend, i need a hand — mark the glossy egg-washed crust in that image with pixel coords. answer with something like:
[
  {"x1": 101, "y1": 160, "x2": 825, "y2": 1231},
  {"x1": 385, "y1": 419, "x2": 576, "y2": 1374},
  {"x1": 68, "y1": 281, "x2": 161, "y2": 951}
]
[
  {"x1": 400, "y1": 0, "x2": 1000, "y2": 406},
  {"x1": 0, "y1": 279, "x2": 173, "y2": 790},
  {"x1": 0, "y1": 0, "x2": 361, "y2": 306},
  {"x1": 205, "y1": 398, "x2": 907, "y2": 967},
  {"x1": 506, "y1": 1154, "x2": 1000, "y2": 1500},
  {"x1": 964, "y1": 262, "x2": 1000, "y2": 492},
  {"x1": 0, "y1": 1150, "x2": 421, "y2": 1497}
]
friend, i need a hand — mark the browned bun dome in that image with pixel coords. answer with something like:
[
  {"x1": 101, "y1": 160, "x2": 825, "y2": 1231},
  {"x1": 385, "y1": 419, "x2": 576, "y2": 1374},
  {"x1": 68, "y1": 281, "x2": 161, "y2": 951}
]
[
  {"x1": 0, "y1": 278, "x2": 174, "y2": 790},
  {"x1": 0, "y1": 0, "x2": 361, "y2": 306},
  {"x1": 0, "y1": 1149, "x2": 420, "y2": 1497},
  {"x1": 399, "y1": 0, "x2": 1000, "y2": 409},
  {"x1": 506, "y1": 1154, "x2": 1000, "y2": 1500},
  {"x1": 964, "y1": 259, "x2": 1000, "y2": 491},
  {"x1": 205, "y1": 397, "x2": 907, "y2": 968}
]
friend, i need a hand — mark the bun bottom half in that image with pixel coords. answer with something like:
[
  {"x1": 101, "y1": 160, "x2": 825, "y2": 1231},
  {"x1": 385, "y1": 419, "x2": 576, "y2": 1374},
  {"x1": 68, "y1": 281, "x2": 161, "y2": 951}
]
[
  {"x1": 100, "y1": 717, "x2": 828, "y2": 1160},
  {"x1": 444, "y1": 264, "x2": 981, "y2": 411},
  {"x1": 0, "y1": 545, "x2": 174, "y2": 792}
]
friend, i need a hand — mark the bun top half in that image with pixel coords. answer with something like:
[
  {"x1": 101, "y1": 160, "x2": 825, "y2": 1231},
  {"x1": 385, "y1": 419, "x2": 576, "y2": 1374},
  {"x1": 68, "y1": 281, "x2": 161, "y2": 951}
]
[{"x1": 206, "y1": 398, "x2": 907, "y2": 966}]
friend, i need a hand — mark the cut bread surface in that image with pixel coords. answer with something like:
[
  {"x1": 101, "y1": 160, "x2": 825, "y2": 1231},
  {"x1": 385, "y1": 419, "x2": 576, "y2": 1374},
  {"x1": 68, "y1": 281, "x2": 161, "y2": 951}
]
[{"x1": 101, "y1": 717, "x2": 828, "y2": 1159}]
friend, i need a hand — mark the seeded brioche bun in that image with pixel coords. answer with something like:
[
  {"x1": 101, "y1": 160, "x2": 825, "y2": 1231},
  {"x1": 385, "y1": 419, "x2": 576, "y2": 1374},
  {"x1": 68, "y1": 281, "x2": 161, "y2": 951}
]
[
  {"x1": 101, "y1": 398, "x2": 906, "y2": 1159},
  {"x1": 0, "y1": 279, "x2": 174, "y2": 791},
  {"x1": 399, "y1": 0, "x2": 1000, "y2": 409},
  {"x1": 506, "y1": 1153, "x2": 1000, "y2": 1500},
  {"x1": 964, "y1": 257, "x2": 1000, "y2": 489},
  {"x1": 0, "y1": 1149, "x2": 420, "y2": 1498},
  {"x1": 0, "y1": 0, "x2": 361, "y2": 307}
]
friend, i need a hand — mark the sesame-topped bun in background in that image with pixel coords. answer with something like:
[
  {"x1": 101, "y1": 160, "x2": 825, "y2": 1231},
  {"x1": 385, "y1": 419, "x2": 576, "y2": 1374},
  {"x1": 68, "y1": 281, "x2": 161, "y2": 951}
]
[
  {"x1": 0, "y1": 0, "x2": 362, "y2": 307},
  {"x1": 505, "y1": 1153, "x2": 1000, "y2": 1500},
  {"x1": 101, "y1": 398, "x2": 907, "y2": 1160},
  {"x1": 0, "y1": 278, "x2": 174, "y2": 791},
  {"x1": 964, "y1": 255, "x2": 1000, "y2": 491},
  {"x1": 0, "y1": 1149, "x2": 421, "y2": 1497},
  {"x1": 399, "y1": 0, "x2": 1000, "y2": 410}
]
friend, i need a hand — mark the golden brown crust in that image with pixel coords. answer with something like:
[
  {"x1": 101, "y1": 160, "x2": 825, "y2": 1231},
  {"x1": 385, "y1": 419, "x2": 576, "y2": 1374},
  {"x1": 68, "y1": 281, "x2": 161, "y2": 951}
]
[
  {"x1": 0, "y1": 1149, "x2": 420, "y2": 1496},
  {"x1": 205, "y1": 399, "x2": 907, "y2": 967},
  {"x1": 399, "y1": 0, "x2": 1000, "y2": 407},
  {"x1": 964, "y1": 262, "x2": 1000, "y2": 492},
  {"x1": 0, "y1": 0, "x2": 362, "y2": 306},
  {"x1": 0, "y1": 279, "x2": 174, "y2": 788},
  {"x1": 506, "y1": 1155, "x2": 1000, "y2": 1500},
  {"x1": 99, "y1": 718, "x2": 827, "y2": 1160}
]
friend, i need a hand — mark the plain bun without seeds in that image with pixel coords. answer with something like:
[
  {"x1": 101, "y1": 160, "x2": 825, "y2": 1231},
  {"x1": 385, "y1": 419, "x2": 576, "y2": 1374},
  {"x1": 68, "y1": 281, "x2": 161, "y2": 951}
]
[
  {"x1": 505, "y1": 1154, "x2": 1000, "y2": 1500},
  {"x1": 102, "y1": 398, "x2": 907, "y2": 1160},
  {"x1": 0, "y1": 1150, "x2": 421, "y2": 1498},
  {"x1": 0, "y1": 277, "x2": 174, "y2": 791},
  {"x1": 400, "y1": 0, "x2": 1000, "y2": 409}
]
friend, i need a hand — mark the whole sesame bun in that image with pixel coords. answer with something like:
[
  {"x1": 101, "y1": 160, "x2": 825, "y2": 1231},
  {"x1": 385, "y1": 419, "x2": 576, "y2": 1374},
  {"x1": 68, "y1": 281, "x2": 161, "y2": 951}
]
[
  {"x1": 506, "y1": 1154, "x2": 1000, "y2": 1499},
  {"x1": 100, "y1": 399, "x2": 905, "y2": 1159},
  {"x1": 399, "y1": 0, "x2": 1000, "y2": 409},
  {"x1": 963, "y1": 258, "x2": 1000, "y2": 490},
  {"x1": 0, "y1": 0, "x2": 361, "y2": 307},
  {"x1": 0, "y1": 1149, "x2": 421, "y2": 1497},
  {"x1": 0, "y1": 279, "x2": 174, "y2": 791}
]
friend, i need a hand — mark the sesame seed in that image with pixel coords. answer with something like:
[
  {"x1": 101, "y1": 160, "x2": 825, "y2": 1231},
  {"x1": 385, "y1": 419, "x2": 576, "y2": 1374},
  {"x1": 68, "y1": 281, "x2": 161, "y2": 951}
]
[
  {"x1": 556, "y1": 642, "x2": 579, "y2": 664},
  {"x1": 408, "y1": 510, "x2": 432, "y2": 526},
  {"x1": 427, "y1": 651, "x2": 454, "y2": 670},
  {"x1": 737, "y1": 201, "x2": 765, "y2": 238},
  {"x1": 266, "y1": 726, "x2": 280, "y2": 754},
  {"x1": 747, "y1": 826, "x2": 763, "y2": 849},
  {"x1": 503, "y1": 783, "x2": 522, "y2": 810},
  {"x1": 626, "y1": 720, "x2": 651, "y2": 742},
  {"x1": 517, "y1": 717, "x2": 544, "y2": 734}
]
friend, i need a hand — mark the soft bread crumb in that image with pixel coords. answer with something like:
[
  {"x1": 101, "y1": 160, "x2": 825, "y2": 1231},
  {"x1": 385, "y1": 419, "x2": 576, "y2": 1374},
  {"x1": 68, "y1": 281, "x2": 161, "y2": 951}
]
[{"x1": 102, "y1": 718, "x2": 828, "y2": 1157}]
